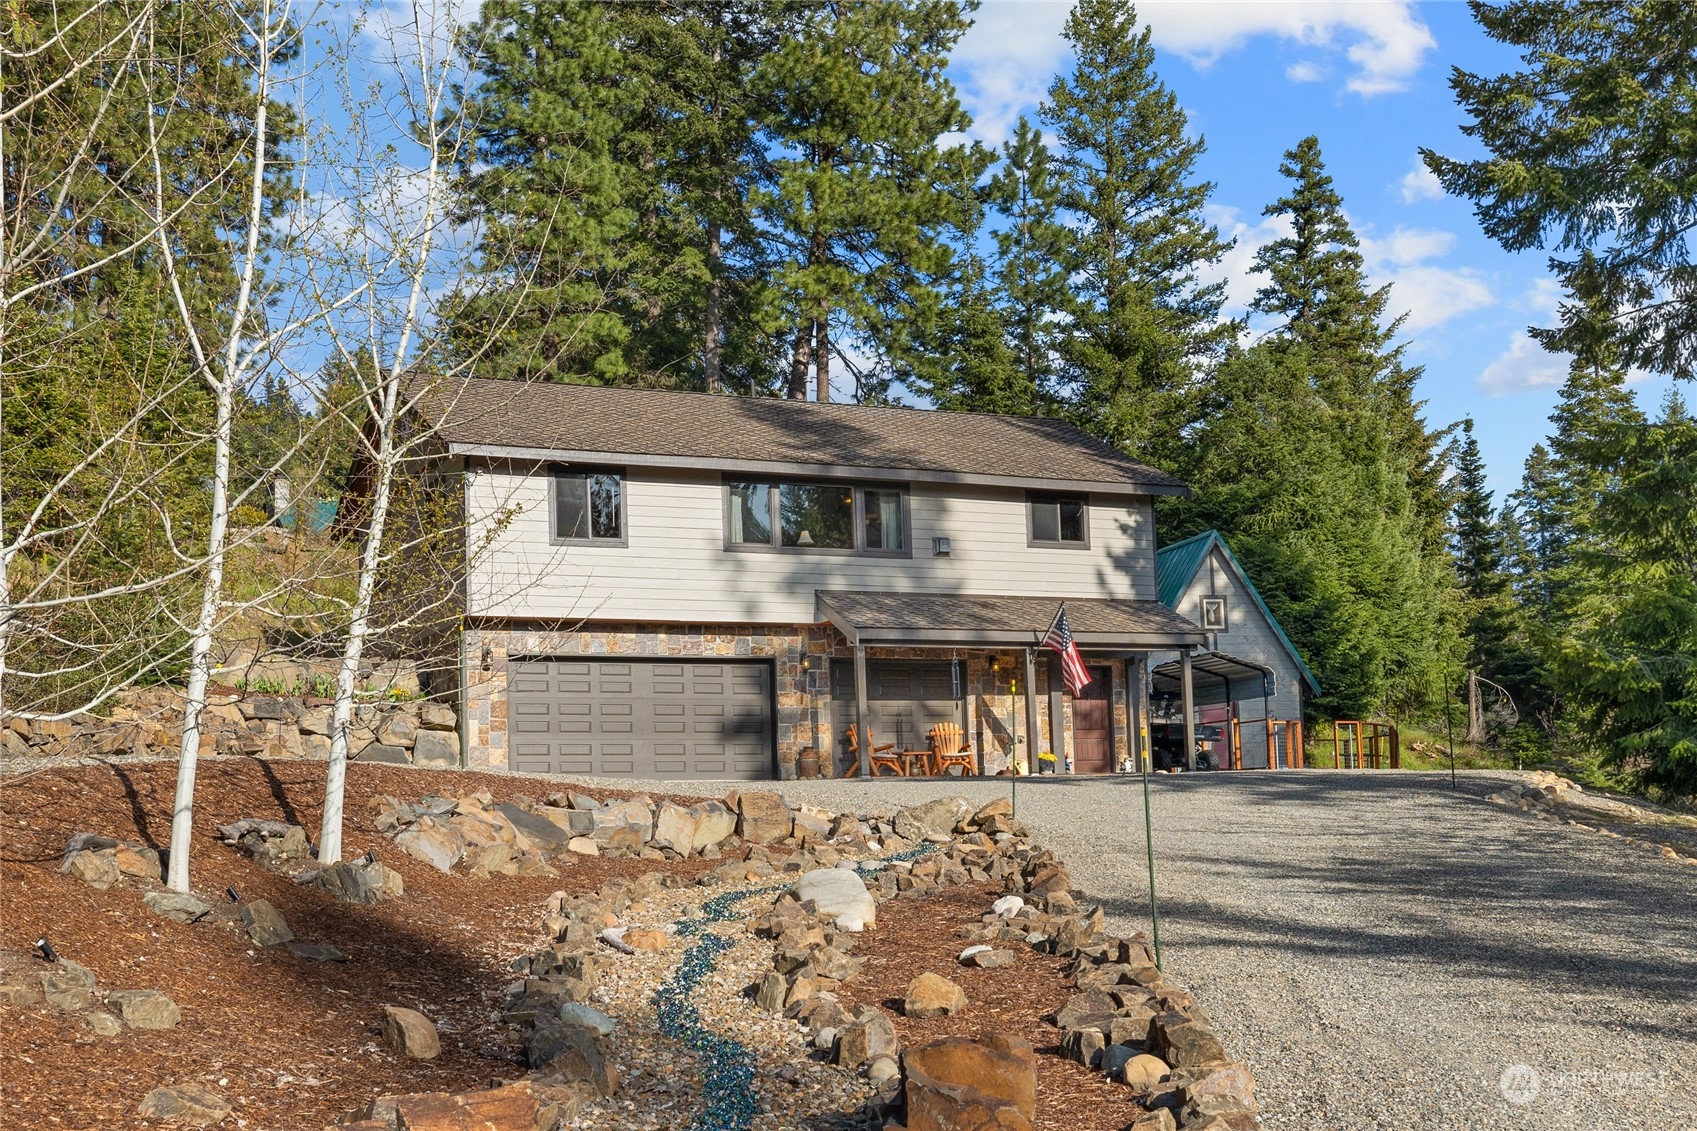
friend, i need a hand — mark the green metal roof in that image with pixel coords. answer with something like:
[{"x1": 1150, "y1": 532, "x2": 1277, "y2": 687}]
[{"x1": 1155, "y1": 530, "x2": 1322, "y2": 696}]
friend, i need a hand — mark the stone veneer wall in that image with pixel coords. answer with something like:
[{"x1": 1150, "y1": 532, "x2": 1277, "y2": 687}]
[{"x1": 463, "y1": 622, "x2": 1137, "y2": 779}]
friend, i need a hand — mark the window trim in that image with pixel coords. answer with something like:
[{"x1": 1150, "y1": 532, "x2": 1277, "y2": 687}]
[
  {"x1": 1026, "y1": 491, "x2": 1091, "y2": 549},
  {"x1": 1200, "y1": 595, "x2": 1227, "y2": 632},
  {"x1": 550, "y1": 464, "x2": 628, "y2": 547},
  {"x1": 721, "y1": 478, "x2": 912, "y2": 558}
]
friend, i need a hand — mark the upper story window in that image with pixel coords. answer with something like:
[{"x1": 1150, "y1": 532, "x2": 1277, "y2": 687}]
[
  {"x1": 553, "y1": 466, "x2": 624, "y2": 544},
  {"x1": 726, "y1": 479, "x2": 908, "y2": 555},
  {"x1": 1028, "y1": 491, "x2": 1088, "y2": 547}
]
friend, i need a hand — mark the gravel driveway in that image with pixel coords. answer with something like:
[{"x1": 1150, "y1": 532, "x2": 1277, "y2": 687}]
[{"x1": 579, "y1": 768, "x2": 1697, "y2": 1130}]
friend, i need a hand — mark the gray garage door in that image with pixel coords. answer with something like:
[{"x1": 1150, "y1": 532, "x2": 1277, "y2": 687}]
[{"x1": 508, "y1": 659, "x2": 773, "y2": 779}]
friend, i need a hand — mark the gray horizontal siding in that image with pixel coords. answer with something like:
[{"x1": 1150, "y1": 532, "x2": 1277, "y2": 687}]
[{"x1": 466, "y1": 462, "x2": 1159, "y2": 624}]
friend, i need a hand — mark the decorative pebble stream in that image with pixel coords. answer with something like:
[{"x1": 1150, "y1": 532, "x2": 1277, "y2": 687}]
[{"x1": 651, "y1": 847, "x2": 938, "y2": 1131}]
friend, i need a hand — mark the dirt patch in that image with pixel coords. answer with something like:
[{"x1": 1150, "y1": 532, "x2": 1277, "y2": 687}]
[
  {"x1": 0, "y1": 758, "x2": 713, "y2": 1131},
  {"x1": 835, "y1": 881, "x2": 1148, "y2": 1131}
]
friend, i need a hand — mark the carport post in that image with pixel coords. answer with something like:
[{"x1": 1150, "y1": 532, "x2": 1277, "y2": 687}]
[
  {"x1": 1180, "y1": 647, "x2": 1197, "y2": 770},
  {"x1": 853, "y1": 645, "x2": 871, "y2": 779},
  {"x1": 1263, "y1": 683, "x2": 1274, "y2": 769}
]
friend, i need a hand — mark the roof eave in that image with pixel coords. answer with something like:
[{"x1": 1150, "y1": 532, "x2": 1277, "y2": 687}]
[{"x1": 448, "y1": 441, "x2": 1191, "y2": 498}]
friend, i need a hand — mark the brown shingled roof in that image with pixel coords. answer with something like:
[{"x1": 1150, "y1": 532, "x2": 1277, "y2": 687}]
[
  {"x1": 816, "y1": 591, "x2": 1206, "y2": 646},
  {"x1": 416, "y1": 378, "x2": 1187, "y2": 495}
]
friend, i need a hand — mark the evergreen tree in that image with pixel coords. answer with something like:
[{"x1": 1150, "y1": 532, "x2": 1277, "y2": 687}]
[
  {"x1": 1451, "y1": 420, "x2": 1501, "y2": 602},
  {"x1": 1557, "y1": 392, "x2": 1697, "y2": 794},
  {"x1": 752, "y1": 0, "x2": 987, "y2": 401},
  {"x1": 982, "y1": 115, "x2": 1069, "y2": 407},
  {"x1": 1040, "y1": 0, "x2": 1235, "y2": 465},
  {"x1": 1424, "y1": 1, "x2": 1697, "y2": 379},
  {"x1": 899, "y1": 255, "x2": 1027, "y2": 415},
  {"x1": 445, "y1": 1, "x2": 635, "y2": 382},
  {"x1": 1169, "y1": 136, "x2": 1456, "y2": 718}
]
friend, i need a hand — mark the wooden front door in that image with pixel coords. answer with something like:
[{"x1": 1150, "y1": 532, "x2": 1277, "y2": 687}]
[{"x1": 1072, "y1": 666, "x2": 1113, "y2": 773}]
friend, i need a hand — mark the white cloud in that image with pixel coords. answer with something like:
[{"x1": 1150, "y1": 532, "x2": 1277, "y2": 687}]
[
  {"x1": 1138, "y1": 0, "x2": 1436, "y2": 96},
  {"x1": 1397, "y1": 159, "x2": 1443, "y2": 204},
  {"x1": 1478, "y1": 333, "x2": 1568, "y2": 395},
  {"x1": 1199, "y1": 204, "x2": 1289, "y2": 322},
  {"x1": 950, "y1": 2, "x2": 1075, "y2": 144},
  {"x1": 1359, "y1": 226, "x2": 1495, "y2": 332},
  {"x1": 1285, "y1": 60, "x2": 1326, "y2": 83}
]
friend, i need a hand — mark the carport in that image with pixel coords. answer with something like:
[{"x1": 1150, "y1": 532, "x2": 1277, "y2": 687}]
[{"x1": 1150, "y1": 650, "x2": 1277, "y2": 770}]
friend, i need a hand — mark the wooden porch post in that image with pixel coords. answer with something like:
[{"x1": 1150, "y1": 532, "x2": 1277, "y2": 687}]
[
  {"x1": 1023, "y1": 647, "x2": 1040, "y2": 774},
  {"x1": 1264, "y1": 686, "x2": 1274, "y2": 769},
  {"x1": 853, "y1": 645, "x2": 871, "y2": 779},
  {"x1": 1128, "y1": 655, "x2": 1145, "y2": 774},
  {"x1": 1180, "y1": 647, "x2": 1197, "y2": 771},
  {"x1": 1047, "y1": 654, "x2": 1066, "y2": 774}
]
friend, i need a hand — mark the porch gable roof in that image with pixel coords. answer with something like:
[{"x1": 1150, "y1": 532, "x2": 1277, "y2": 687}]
[{"x1": 816, "y1": 590, "x2": 1207, "y2": 648}]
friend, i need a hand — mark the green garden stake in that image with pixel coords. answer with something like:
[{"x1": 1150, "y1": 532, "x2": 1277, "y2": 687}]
[{"x1": 1142, "y1": 751, "x2": 1162, "y2": 970}]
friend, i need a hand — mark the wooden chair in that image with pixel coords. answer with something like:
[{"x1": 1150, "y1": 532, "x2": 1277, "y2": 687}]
[
  {"x1": 928, "y1": 722, "x2": 976, "y2": 777},
  {"x1": 845, "y1": 724, "x2": 904, "y2": 777}
]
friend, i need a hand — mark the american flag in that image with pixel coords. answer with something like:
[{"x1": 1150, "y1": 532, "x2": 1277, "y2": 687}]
[{"x1": 1043, "y1": 603, "x2": 1092, "y2": 696}]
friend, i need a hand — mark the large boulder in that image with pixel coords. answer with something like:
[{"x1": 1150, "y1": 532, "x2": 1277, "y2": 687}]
[
  {"x1": 143, "y1": 891, "x2": 212, "y2": 925},
  {"x1": 40, "y1": 961, "x2": 98, "y2": 1011},
  {"x1": 1153, "y1": 1015, "x2": 1229, "y2": 1068},
  {"x1": 1179, "y1": 1062, "x2": 1257, "y2": 1120},
  {"x1": 362, "y1": 1082, "x2": 552, "y2": 1131},
  {"x1": 381, "y1": 1005, "x2": 441, "y2": 1059},
  {"x1": 905, "y1": 972, "x2": 967, "y2": 1019},
  {"x1": 114, "y1": 844, "x2": 163, "y2": 882},
  {"x1": 526, "y1": 1022, "x2": 619, "y2": 1096},
  {"x1": 836, "y1": 1006, "x2": 899, "y2": 1068},
  {"x1": 240, "y1": 900, "x2": 294, "y2": 947},
  {"x1": 590, "y1": 799, "x2": 653, "y2": 849},
  {"x1": 495, "y1": 803, "x2": 572, "y2": 856},
  {"x1": 62, "y1": 849, "x2": 120, "y2": 889},
  {"x1": 904, "y1": 1034, "x2": 1037, "y2": 1131},
  {"x1": 690, "y1": 800, "x2": 737, "y2": 848},
  {"x1": 650, "y1": 802, "x2": 699, "y2": 856},
  {"x1": 136, "y1": 1085, "x2": 231, "y2": 1127},
  {"x1": 395, "y1": 817, "x2": 465, "y2": 873},
  {"x1": 411, "y1": 730, "x2": 459, "y2": 768},
  {"x1": 310, "y1": 859, "x2": 403, "y2": 905},
  {"x1": 735, "y1": 791, "x2": 793, "y2": 844},
  {"x1": 108, "y1": 990, "x2": 180, "y2": 1030},
  {"x1": 795, "y1": 868, "x2": 876, "y2": 928},
  {"x1": 893, "y1": 797, "x2": 971, "y2": 842}
]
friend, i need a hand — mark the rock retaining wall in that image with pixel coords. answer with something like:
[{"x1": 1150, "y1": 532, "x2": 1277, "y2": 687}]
[{"x1": 3, "y1": 687, "x2": 460, "y2": 769}]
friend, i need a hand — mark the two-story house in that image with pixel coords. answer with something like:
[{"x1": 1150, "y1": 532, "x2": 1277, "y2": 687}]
[{"x1": 419, "y1": 378, "x2": 1217, "y2": 781}]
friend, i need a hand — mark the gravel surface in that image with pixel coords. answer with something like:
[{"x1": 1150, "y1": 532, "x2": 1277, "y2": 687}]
[{"x1": 557, "y1": 768, "x2": 1697, "y2": 1130}]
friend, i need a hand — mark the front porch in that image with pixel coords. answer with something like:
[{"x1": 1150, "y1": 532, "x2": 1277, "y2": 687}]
[{"x1": 811, "y1": 591, "x2": 1208, "y2": 779}]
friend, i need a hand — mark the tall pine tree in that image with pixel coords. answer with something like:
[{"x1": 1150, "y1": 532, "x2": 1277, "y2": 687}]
[
  {"x1": 1040, "y1": 0, "x2": 1235, "y2": 466},
  {"x1": 982, "y1": 115, "x2": 1069, "y2": 409},
  {"x1": 752, "y1": 0, "x2": 987, "y2": 402}
]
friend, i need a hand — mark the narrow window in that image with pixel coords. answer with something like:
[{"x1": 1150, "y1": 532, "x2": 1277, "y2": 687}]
[
  {"x1": 1029, "y1": 492, "x2": 1088, "y2": 545},
  {"x1": 554, "y1": 468, "x2": 623, "y2": 542},
  {"x1": 863, "y1": 488, "x2": 905, "y2": 552},
  {"x1": 780, "y1": 483, "x2": 854, "y2": 549},
  {"x1": 1201, "y1": 596, "x2": 1227, "y2": 632},
  {"x1": 727, "y1": 481, "x2": 773, "y2": 545}
]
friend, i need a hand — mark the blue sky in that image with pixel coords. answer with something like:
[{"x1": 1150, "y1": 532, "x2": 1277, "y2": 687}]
[{"x1": 946, "y1": 0, "x2": 1678, "y2": 498}]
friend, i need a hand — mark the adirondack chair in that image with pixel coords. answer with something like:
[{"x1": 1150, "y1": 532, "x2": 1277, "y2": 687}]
[
  {"x1": 845, "y1": 724, "x2": 904, "y2": 777},
  {"x1": 928, "y1": 722, "x2": 976, "y2": 777}
]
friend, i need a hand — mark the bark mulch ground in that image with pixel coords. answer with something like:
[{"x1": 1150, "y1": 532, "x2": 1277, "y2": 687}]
[
  {"x1": 0, "y1": 758, "x2": 711, "y2": 1131},
  {"x1": 835, "y1": 881, "x2": 1149, "y2": 1131}
]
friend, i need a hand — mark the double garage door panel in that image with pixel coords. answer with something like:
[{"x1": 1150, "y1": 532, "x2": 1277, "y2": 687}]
[{"x1": 509, "y1": 660, "x2": 773, "y2": 779}]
